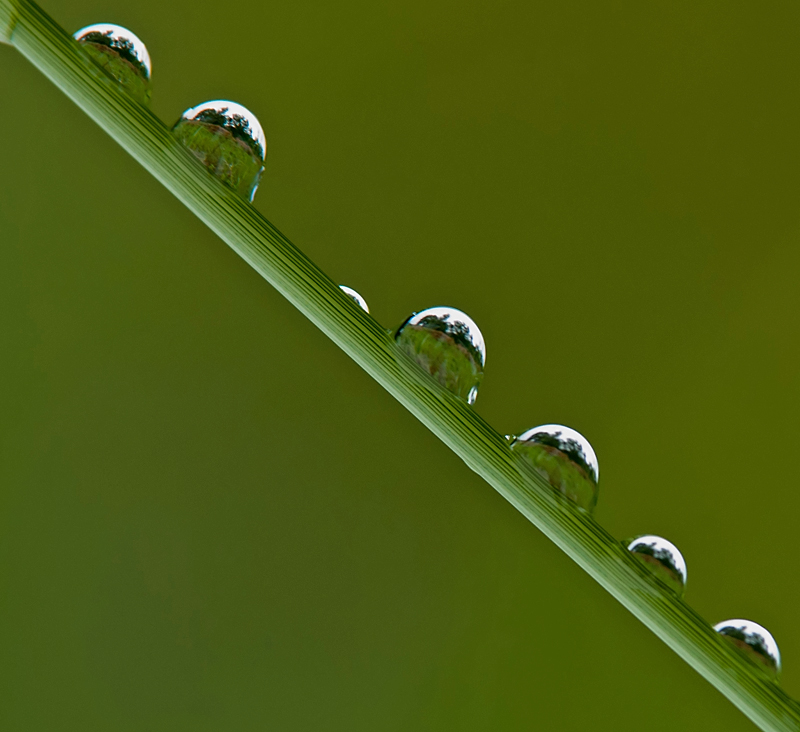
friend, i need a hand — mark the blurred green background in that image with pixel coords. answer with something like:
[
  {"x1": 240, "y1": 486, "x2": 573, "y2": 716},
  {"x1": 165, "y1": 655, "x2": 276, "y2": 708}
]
[{"x1": 1, "y1": 1, "x2": 799, "y2": 729}]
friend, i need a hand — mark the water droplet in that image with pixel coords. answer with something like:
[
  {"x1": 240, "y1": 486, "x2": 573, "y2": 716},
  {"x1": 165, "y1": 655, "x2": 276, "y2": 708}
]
[
  {"x1": 74, "y1": 24, "x2": 152, "y2": 105},
  {"x1": 339, "y1": 285, "x2": 369, "y2": 313},
  {"x1": 172, "y1": 101, "x2": 266, "y2": 201},
  {"x1": 626, "y1": 535, "x2": 687, "y2": 596},
  {"x1": 511, "y1": 424, "x2": 598, "y2": 512},
  {"x1": 714, "y1": 619, "x2": 781, "y2": 679},
  {"x1": 395, "y1": 307, "x2": 485, "y2": 404}
]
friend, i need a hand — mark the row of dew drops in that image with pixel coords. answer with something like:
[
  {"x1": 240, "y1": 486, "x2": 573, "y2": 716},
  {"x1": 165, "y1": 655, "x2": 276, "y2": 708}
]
[{"x1": 77, "y1": 23, "x2": 783, "y2": 683}]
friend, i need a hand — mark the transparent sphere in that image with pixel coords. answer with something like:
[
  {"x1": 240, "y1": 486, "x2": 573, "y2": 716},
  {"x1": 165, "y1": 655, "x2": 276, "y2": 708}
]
[
  {"x1": 74, "y1": 24, "x2": 152, "y2": 105},
  {"x1": 172, "y1": 100, "x2": 267, "y2": 201},
  {"x1": 339, "y1": 285, "x2": 369, "y2": 313},
  {"x1": 626, "y1": 535, "x2": 687, "y2": 596},
  {"x1": 714, "y1": 619, "x2": 781, "y2": 679},
  {"x1": 395, "y1": 307, "x2": 485, "y2": 404},
  {"x1": 511, "y1": 424, "x2": 598, "y2": 512}
]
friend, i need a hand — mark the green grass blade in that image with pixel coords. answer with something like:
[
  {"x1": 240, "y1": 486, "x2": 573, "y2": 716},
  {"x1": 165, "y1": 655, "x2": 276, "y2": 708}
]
[{"x1": 2, "y1": 1, "x2": 798, "y2": 728}]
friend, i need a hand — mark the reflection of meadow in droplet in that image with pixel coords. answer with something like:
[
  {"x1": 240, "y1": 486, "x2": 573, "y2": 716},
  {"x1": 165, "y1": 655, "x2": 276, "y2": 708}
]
[
  {"x1": 626, "y1": 535, "x2": 687, "y2": 596},
  {"x1": 74, "y1": 24, "x2": 152, "y2": 105},
  {"x1": 172, "y1": 101, "x2": 266, "y2": 201},
  {"x1": 339, "y1": 285, "x2": 369, "y2": 313},
  {"x1": 395, "y1": 307, "x2": 485, "y2": 405},
  {"x1": 511, "y1": 424, "x2": 598, "y2": 512},
  {"x1": 714, "y1": 619, "x2": 781, "y2": 679}
]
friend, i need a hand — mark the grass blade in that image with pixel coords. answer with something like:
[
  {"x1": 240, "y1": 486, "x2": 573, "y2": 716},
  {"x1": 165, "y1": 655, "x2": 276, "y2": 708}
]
[{"x1": 2, "y1": 1, "x2": 798, "y2": 728}]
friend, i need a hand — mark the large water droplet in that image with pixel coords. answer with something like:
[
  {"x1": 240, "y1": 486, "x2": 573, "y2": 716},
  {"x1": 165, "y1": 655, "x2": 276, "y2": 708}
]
[
  {"x1": 172, "y1": 101, "x2": 266, "y2": 201},
  {"x1": 339, "y1": 285, "x2": 369, "y2": 313},
  {"x1": 714, "y1": 619, "x2": 781, "y2": 679},
  {"x1": 394, "y1": 307, "x2": 485, "y2": 404},
  {"x1": 626, "y1": 535, "x2": 687, "y2": 596},
  {"x1": 74, "y1": 24, "x2": 152, "y2": 105},
  {"x1": 511, "y1": 424, "x2": 598, "y2": 512}
]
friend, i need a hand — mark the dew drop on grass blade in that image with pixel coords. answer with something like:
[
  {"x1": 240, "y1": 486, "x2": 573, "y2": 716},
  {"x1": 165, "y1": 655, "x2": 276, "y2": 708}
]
[
  {"x1": 626, "y1": 535, "x2": 687, "y2": 596},
  {"x1": 74, "y1": 23, "x2": 152, "y2": 105},
  {"x1": 173, "y1": 100, "x2": 266, "y2": 202},
  {"x1": 395, "y1": 306, "x2": 485, "y2": 405},
  {"x1": 511, "y1": 424, "x2": 599, "y2": 513}
]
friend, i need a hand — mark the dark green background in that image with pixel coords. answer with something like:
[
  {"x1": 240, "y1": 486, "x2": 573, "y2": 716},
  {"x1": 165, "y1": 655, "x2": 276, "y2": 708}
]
[{"x1": 1, "y1": 1, "x2": 799, "y2": 729}]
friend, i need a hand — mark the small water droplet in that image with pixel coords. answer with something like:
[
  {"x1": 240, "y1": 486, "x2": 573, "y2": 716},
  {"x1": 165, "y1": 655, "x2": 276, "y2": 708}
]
[
  {"x1": 626, "y1": 535, "x2": 687, "y2": 596},
  {"x1": 339, "y1": 285, "x2": 369, "y2": 313},
  {"x1": 714, "y1": 619, "x2": 781, "y2": 679},
  {"x1": 172, "y1": 100, "x2": 266, "y2": 201},
  {"x1": 511, "y1": 424, "x2": 598, "y2": 512},
  {"x1": 395, "y1": 307, "x2": 485, "y2": 404},
  {"x1": 74, "y1": 24, "x2": 152, "y2": 105}
]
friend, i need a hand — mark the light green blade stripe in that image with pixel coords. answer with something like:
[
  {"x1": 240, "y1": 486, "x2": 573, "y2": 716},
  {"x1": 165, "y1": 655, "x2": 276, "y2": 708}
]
[{"x1": 2, "y1": 1, "x2": 798, "y2": 728}]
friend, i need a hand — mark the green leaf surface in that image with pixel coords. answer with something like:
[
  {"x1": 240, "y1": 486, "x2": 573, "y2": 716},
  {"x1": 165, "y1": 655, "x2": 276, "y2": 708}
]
[{"x1": 2, "y1": 1, "x2": 798, "y2": 729}]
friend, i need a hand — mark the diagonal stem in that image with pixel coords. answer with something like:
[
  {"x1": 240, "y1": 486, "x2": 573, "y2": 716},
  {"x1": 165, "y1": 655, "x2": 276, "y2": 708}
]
[{"x1": 1, "y1": 1, "x2": 797, "y2": 728}]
